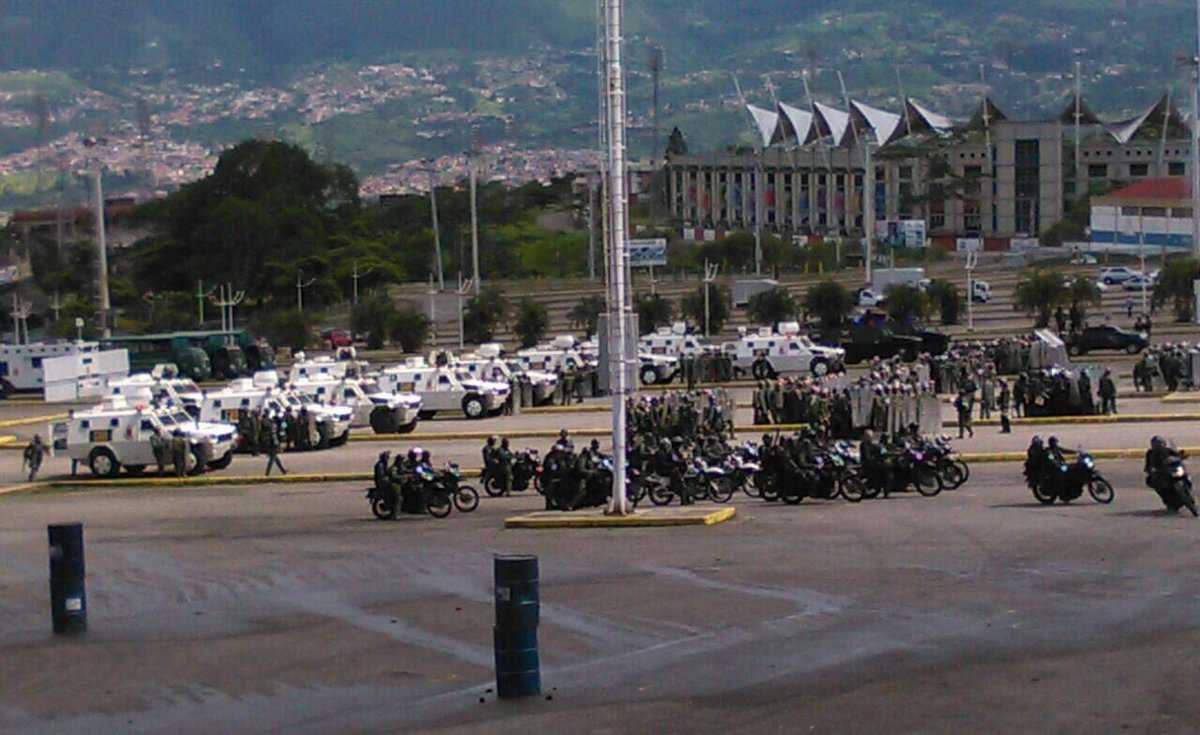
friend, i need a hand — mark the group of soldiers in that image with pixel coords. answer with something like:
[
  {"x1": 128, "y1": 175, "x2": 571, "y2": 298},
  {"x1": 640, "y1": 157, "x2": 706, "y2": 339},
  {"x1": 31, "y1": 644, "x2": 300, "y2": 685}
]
[
  {"x1": 627, "y1": 389, "x2": 735, "y2": 442},
  {"x1": 233, "y1": 407, "x2": 314, "y2": 475},
  {"x1": 148, "y1": 427, "x2": 201, "y2": 477},
  {"x1": 753, "y1": 359, "x2": 941, "y2": 441},
  {"x1": 1133, "y1": 343, "x2": 1196, "y2": 393}
]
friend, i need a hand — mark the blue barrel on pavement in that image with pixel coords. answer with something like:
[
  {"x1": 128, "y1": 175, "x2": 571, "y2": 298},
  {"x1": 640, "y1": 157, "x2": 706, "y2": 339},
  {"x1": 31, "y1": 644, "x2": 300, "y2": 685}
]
[
  {"x1": 494, "y1": 554, "x2": 539, "y2": 698},
  {"x1": 48, "y1": 523, "x2": 87, "y2": 634}
]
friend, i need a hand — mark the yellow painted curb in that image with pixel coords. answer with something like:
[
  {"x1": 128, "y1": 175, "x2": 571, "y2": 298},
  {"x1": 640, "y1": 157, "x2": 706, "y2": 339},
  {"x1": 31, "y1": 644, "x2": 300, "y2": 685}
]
[
  {"x1": 959, "y1": 447, "x2": 1200, "y2": 463},
  {"x1": 0, "y1": 482, "x2": 40, "y2": 495},
  {"x1": 1162, "y1": 393, "x2": 1200, "y2": 404},
  {"x1": 0, "y1": 412, "x2": 67, "y2": 429},
  {"x1": 505, "y1": 506, "x2": 736, "y2": 529},
  {"x1": 353, "y1": 428, "x2": 616, "y2": 442},
  {"x1": 46, "y1": 472, "x2": 373, "y2": 488}
]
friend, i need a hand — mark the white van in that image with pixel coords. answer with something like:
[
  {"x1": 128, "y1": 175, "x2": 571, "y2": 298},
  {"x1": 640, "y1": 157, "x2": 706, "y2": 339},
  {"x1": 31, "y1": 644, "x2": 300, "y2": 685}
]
[
  {"x1": 291, "y1": 376, "x2": 421, "y2": 434},
  {"x1": 723, "y1": 324, "x2": 846, "y2": 378},
  {"x1": 62, "y1": 396, "x2": 238, "y2": 477},
  {"x1": 639, "y1": 323, "x2": 712, "y2": 357},
  {"x1": 199, "y1": 379, "x2": 352, "y2": 448},
  {"x1": 458, "y1": 343, "x2": 558, "y2": 405},
  {"x1": 375, "y1": 358, "x2": 508, "y2": 419}
]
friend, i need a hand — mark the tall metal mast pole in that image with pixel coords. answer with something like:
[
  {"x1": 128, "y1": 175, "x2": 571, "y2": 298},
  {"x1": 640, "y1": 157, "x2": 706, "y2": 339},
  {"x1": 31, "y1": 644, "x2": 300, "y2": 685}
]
[
  {"x1": 604, "y1": 0, "x2": 631, "y2": 515},
  {"x1": 92, "y1": 169, "x2": 111, "y2": 338},
  {"x1": 429, "y1": 173, "x2": 445, "y2": 292},
  {"x1": 469, "y1": 161, "x2": 482, "y2": 294}
]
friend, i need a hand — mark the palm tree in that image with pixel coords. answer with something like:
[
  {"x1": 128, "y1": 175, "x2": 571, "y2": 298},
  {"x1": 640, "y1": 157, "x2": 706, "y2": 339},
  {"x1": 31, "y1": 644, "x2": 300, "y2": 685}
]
[
  {"x1": 749, "y1": 286, "x2": 800, "y2": 326},
  {"x1": 1153, "y1": 256, "x2": 1200, "y2": 322},
  {"x1": 1065, "y1": 275, "x2": 1101, "y2": 326},
  {"x1": 801, "y1": 280, "x2": 852, "y2": 328},
  {"x1": 924, "y1": 279, "x2": 961, "y2": 325},
  {"x1": 567, "y1": 294, "x2": 606, "y2": 338},
  {"x1": 884, "y1": 284, "x2": 928, "y2": 324},
  {"x1": 513, "y1": 297, "x2": 549, "y2": 348},
  {"x1": 1013, "y1": 269, "x2": 1065, "y2": 328}
]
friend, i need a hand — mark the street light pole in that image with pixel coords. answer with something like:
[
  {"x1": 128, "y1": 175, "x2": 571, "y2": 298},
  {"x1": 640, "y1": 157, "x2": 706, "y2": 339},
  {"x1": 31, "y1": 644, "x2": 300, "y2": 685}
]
[
  {"x1": 965, "y1": 250, "x2": 978, "y2": 332},
  {"x1": 429, "y1": 173, "x2": 445, "y2": 292},
  {"x1": 702, "y1": 259, "x2": 719, "y2": 336},
  {"x1": 603, "y1": 0, "x2": 631, "y2": 515},
  {"x1": 296, "y1": 271, "x2": 316, "y2": 313},
  {"x1": 91, "y1": 169, "x2": 111, "y2": 338},
  {"x1": 469, "y1": 162, "x2": 482, "y2": 294}
]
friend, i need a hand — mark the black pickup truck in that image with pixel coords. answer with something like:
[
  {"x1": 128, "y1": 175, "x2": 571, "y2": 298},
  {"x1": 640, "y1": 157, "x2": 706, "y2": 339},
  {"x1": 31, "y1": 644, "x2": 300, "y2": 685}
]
[{"x1": 815, "y1": 325, "x2": 927, "y2": 364}]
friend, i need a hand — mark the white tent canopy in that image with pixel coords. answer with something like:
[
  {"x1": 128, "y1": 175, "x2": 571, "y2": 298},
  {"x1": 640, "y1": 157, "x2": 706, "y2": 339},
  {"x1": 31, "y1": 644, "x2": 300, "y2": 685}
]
[
  {"x1": 812, "y1": 101, "x2": 850, "y2": 146},
  {"x1": 775, "y1": 101, "x2": 814, "y2": 146},
  {"x1": 745, "y1": 104, "x2": 779, "y2": 148},
  {"x1": 850, "y1": 100, "x2": 902, "y2": 146}
]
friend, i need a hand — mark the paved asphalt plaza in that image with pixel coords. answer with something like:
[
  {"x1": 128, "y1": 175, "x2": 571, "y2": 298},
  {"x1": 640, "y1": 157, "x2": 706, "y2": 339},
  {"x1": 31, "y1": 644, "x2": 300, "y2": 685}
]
[{"x1": 2, "y1": 379, "x2": 1200, "y2": 733}]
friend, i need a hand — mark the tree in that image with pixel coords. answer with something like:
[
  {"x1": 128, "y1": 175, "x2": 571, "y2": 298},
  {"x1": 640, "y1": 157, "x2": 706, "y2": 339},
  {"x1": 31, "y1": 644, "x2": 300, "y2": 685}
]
[
  {"x1": 801, "y1": 280, "x2": 853, "y2": 328},
  {"x1": 463, "y1": 285, "x2": 509, "y2": 344},
  {"x1": 635, "y1": 293, "x2": 674, "y2": 335},
  {"x1": 568, "y1": 294, "x2": 606, "y2": 338},
  {"x1": 1065, "y1": 275, "x2": 1101, "y2": 324},
  {"x1": 681, "y1": 283, "x2": 731, "y2": 335},
  {"x1": 699, "y1": 232, "x2": 754, "y2": 271},
  {"x1": 884, "y1": 284, "x2": 928, "y2": 324},
  {"x1": 351, "y1": 291, "x2": 398, "y2": 349},
  {"x1": 513, "y1": 297, "x2": 549, "y2": 348},
  {"x1": 925, "y1": 279, "x2": 961, "y2": 325},
  {"x1": 252, "y1": 309, "x2": 313, "y2": 353},
  {"x1": 1154, "y1": 256, "x2": 1200, "y2": 321},
  {"x1": 1013, "y1": 269, "x2": 1066, "y2": 328},
  {"x1": 389, "y1": 304, "x2": 431, "y2": 353},
  {"x1": 749, "y1": 286, "x2": 799, "y2": 326},
  {"x1": 666, "y1": 127, "x2": 688, "y2": 156}
]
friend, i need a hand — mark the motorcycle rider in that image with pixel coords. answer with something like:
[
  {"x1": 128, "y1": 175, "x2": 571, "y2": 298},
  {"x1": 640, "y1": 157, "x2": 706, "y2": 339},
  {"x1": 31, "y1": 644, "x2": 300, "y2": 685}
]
[
  {"x1": 496, "y1": 437, "x2": 514, "y2": 496},
  {"x1": 482, "y1": 435, "x2": 499, "y2": 487},
  {"x1": 1024, "y1": 435, "x2": 1046, "y2": 492},
  {"x1": 860, "y1": 429, "x2": 890, "y2": 498},
  {"x1": 1144, "y1": 435, "x2": 1178, "y2": 508}
]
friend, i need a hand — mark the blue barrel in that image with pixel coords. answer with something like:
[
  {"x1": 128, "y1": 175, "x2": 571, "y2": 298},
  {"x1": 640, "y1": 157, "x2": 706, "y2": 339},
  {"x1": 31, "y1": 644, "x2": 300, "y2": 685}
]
[
  {"x1": 494, "y1": 554, "x2": 539, "y2": 698},
  {"x1": 48, "y1": 523, "x2": 87, "y2": 634}
]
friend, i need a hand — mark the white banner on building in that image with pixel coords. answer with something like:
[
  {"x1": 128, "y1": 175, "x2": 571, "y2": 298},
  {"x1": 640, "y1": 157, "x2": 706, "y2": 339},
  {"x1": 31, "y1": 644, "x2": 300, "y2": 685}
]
[
  {"x1": 956, "y1": 238, "x2": 983, "y2": 253},
  {"x1": 1010, "y1": 237, "x2": 1040, "y2": 253},
  {"x1": 902, "y1": 220, "x2": 927, "y2": 248}
]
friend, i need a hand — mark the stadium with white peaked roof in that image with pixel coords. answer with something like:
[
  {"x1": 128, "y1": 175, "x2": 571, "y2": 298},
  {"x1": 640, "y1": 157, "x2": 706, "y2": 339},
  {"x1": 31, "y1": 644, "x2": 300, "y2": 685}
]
[{"x1": 665, "y1": 93, "x2": 1196, "y2": 249}]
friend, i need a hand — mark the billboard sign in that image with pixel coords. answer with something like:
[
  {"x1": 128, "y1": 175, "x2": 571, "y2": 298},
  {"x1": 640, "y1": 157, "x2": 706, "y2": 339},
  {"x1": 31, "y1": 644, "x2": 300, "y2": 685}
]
[{"x1": 629, "y1": 238, "x2": 668, "y2": 268}]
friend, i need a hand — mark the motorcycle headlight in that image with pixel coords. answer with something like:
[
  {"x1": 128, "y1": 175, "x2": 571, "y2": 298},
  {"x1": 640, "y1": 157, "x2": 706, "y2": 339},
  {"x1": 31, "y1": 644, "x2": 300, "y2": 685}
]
[
  {"x1": 1083, "y1": 457, "x2": 1094, "y2": 469},
  {"x1": 1172, "y1": 466, "x2": 1186, "y2": 478}
]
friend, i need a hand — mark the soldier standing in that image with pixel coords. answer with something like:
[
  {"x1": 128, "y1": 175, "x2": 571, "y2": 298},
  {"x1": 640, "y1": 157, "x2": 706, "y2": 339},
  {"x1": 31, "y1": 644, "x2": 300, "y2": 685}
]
[
  {"x1": 22, "y1": 434, "x2": 48, "y2": 482},
  {"x1": 150, "y1": 427, "x2": 168, "y2": 475},
  {"x1": 264, "y1": 419, "x2": 287, "y2": 476},
  {"x1": 170, "y1": 431, "x2": 189, "y2": 478}
]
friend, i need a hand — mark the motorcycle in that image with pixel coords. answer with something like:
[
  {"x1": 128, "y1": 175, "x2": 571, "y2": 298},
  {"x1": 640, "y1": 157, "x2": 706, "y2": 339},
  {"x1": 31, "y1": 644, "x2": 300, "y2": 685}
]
[
  {"x1": 1031, "y1": 451, "x2": 1114, "y2": 505},
  {"x1": 483, "y1": 448, "x2": 543, "y2": 497},
  {"x1": 421, "y1": 463, "x2": 480, "y2": 517},
  {"x1": 1149, "y1": 453, "x2": 1198, "y2": 516},
  {"x1": 928, "y1": 435, "x2": 969, "y2": 490},
  {"x1": 648, "y1": 456, "x2": 730, "y2": 505},
  {"x1": 863, "y1": 444, "x2": 941, "y2": 499}
]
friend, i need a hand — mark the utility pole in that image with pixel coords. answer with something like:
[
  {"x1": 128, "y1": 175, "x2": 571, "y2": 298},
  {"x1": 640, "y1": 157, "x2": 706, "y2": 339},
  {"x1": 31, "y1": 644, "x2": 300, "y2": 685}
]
[
  {"x1": 1191, "y1": 51, "x2": 1200, "y2": 261},
  {"x1": 91, "y1": 169, "x2": 111, "y2": 338},
  {"x1": 469, "y1": 162, "x2": 482, "y2": 294},
  {"x1": 965, "y1": 250, "x2": 978, "y2": 332},
  {"x1": 587, "y1": 172, "x2": 597, "y2": 281},
  {"x1": 429, "y1": 172, "x2": 445, "y2": 292},
  {"x1": 456, "y1": 275, "x2": 474, "y2": 350},
  {"x1": 296, "y1": 271, "x2": 316, "y2": 313},
  {"x1": 351, "y1": 260, "x2": 374, "y2": 306},
  {"x1": 208, "y1": 283, "x2": 244, "y2": 334},
  {"x1": 196, "y1": 280, "x2": 209, "y2": 325},
  {"x1": 9, "y1": 294, "x2": 31, "y2": 344},
  {"x1": 702, "y1": 259, "x2": 719, "y2": 336},
  {"x1": 428, "y1": 273, "x2": 438, "y2": 346}
]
